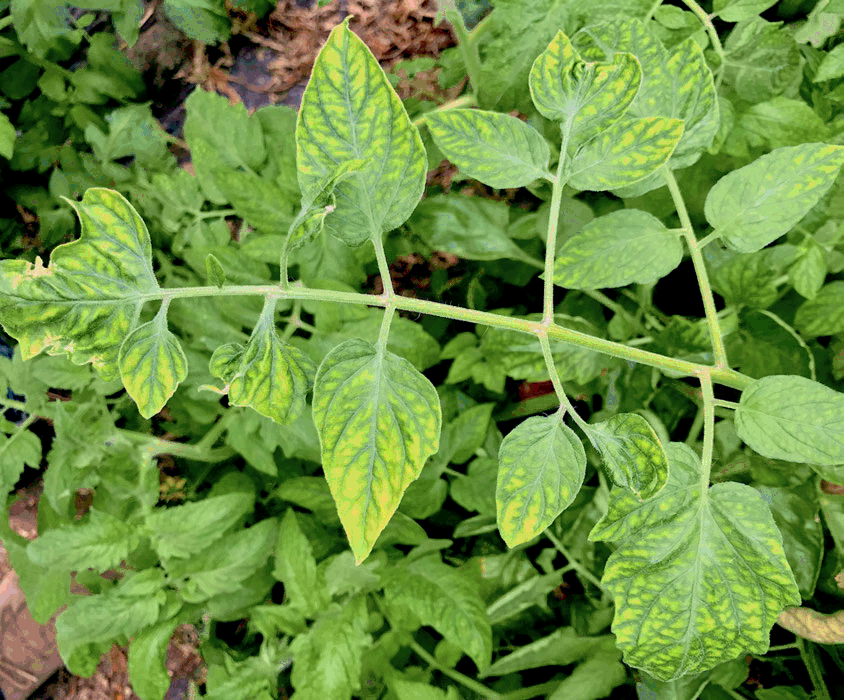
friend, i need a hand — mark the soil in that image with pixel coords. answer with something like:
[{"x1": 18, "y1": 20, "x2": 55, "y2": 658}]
[{"x1": 4, "y1": 1, "x2": 464, "y2": 698}]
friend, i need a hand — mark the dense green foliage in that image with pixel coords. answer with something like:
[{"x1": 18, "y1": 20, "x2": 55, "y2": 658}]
[{"x1": 2, "y1": 1, "x2": 844, "y2": 699}]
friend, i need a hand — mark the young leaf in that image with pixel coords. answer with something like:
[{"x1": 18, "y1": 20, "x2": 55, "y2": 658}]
[
  {"x1": 590, "y1": 443, "x2": 800, "y2": 680},
  {"x1": 705, "y1": 143, "x2": 844, "y2": 253},
  {"x1": 529, "y1": 31, "x2": 642, "y2": 146},
  {"x1": 129, "y1": 616, "x2": 187, "y2": 700},
  {"x1": 735, "y1": 375, "x2": 844, "y2": 466},
  {"x1": 567, "y1": 116, "x2": 684, "y2": 191},
  {"x1": 312, "y1": 338, "x2": 441, "y2": 563},
  {"x1": 425, "y1": 109, "x2": 551, "y2": 188},
  {"x1": 145, "y1": 492, "x2": 255, "y2": 559},
  {"x1": 27, "y1": 508, "x2": 140, "y2": 571},
  {"x1": 209, "y1": 299, "x2": 316, "y2": 425},
  {"x1": 0, "y1": 429, "x2": 41, "y2": 495},
  {"x1": 118, "y1": 305, "x2": 189, "y2": 419},
  {"x1": 496, "y1": 414, "x2": 586, "y2": 547},
  {"x1": 297, "y1": 18, "x2": 426, "y2": 245},
  {"x1": 584, "y1": 413, "x2": 669, "y2": 499},
  {"x1": 794, "y1": 281, "x2": 844, "y2": 337},
  {"x1": 206, "y1": 253, "x2": 226, "y2": 288},
  {"x1": 273, "y1": 509, "x2": 329, "y2": 617},
  {"x1": 384, "y1": 555, "x2": 492, "y2": 670},
  {"x1": 551, "y1": 209, "x2": 683, "y2": 289},
  {"x1": 0, "y1": 188, "x2": 158, "y2": 379}
]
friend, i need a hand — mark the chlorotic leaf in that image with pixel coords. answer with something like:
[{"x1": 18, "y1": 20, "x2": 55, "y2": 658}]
[
  {"x1": 210, "y1": 299, "x2": 316, "y2": 425},
  {"x1": 296, "y1": 19, "x2": 426, "y2": 245},
  {"x1": 552, "y1": 209, "x2": 682, "y2": 289},
  {"x1": 590, "y1": 443, "x2": 800, "y2": 680},
  {"x1": 705, "y1": 144, "x2": 844, "y2": 253},
  {"x1": 567, "y1": 116, "x2": 684, "y2": 191},
  {"x1": 735, "y1": 375, "x2": 844, "y2": 466},
  {"x1": 425, "y1": 109, "x2": 551, "y2": 188},
  {"x1": 0, "y1": 188, "x2": 158, "y2": 380},
  {"x1": 496, "y1": 414, "x2": 586, "y2": 548},
  {"x1": 530, "y1": 31, "x2": 642, "y2": 146},
  {"x1": 312, "y1": 338, "x2": 441, "y2": 563},
  {"x1": 27, "y1": 508, "x2": 140, "y2": 571},
  {"x1": 585, "y1": 412, "x2": 669, "y2": 499},
  {"x1": 383, "y1": 555, "x2": 492, "y2": 670},
  {"x1": 118, "y1": 305, "x2": 189, "y2": 419}
]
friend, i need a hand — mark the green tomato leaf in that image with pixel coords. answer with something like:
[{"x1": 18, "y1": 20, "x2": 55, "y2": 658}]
[
  {"x1": 206, "y1": 253, "x2": 226, "y2": 288},
  {"x1": 146, "y1": 492, "x2": 255, "y2": 559},
  {"x1": 384, "y1": 555, "x2": 492, "y2": 670},
  {"x1": 551, "y1": 209, "x2": 682, "y2": 289},
  {"x1": 128, "y1": 616, "x2": 185, "y2": 700},
  {"x1": 496, "y1": 414, "x2": 586, "y2": 548},
  {"x1": 713, "y1": 0, "x2": 778, "y2": 22},
  {"x1": 210, "y1": 299, "x2": 316, "y2": 425},
  {"x1": 0, "y1": 188, "x2": 158, "y2": 380},
  {"x1": 0, "y1": 111, "x2": 16, "y2": 159},
  {"x1": 547, "y1": 644, "x2": 627, "y2": 700},
  {"x1": 312, "y1": 338, "x2": 441, "y2": 563},
  {"x1": 705, "y1": 143, "x2": 844, "y2": 253},
  {"x1": 481, "y1": 628, "x2": 614, "y2": 677},
  {"x1": 567, "y1": 116, "x2": 684, "y2": 191},
  {"x1": 0, "y1": 429, "x2": 41, "y2": 496},
  {"x1": 118, "y1": 306, "x2": 189, "y2": 419},
  {"x1": 790, "y1": 243, "x2": 826, "y2": 300},
  {"x1": 425, "y1": 109, "x2": 551, "y2": 188},
  {"x1": 735, "y1": 375, "x2": 844, "y2": 466},
  {"x1": 590, "y1": 443, "x2": 800, "y2": 681},
  {"x1": 297, "y1": 18, "x2": 426, "y2": 245},
  {"x1": 273, "y1": 509, "x2": 329, "y2": 617},
  {"x1": 584, "y1": 412, "x2": 669, "y2": 499},
  {"x1": 529, "y1": 31, "x2": 641, "y2": 146},
  {"x1": 795, "y1": 281, "x2": 844, "y2": 337},
  {"x1": 27, "y1": 508, "x2": 140, "y2": 571}
]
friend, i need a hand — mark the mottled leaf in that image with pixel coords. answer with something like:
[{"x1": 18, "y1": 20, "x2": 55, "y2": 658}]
[
  {"x1": 496, "y1": 414, "x2": 586, "y2": 547},
  {"x1": 552, "y1": 209, "x2": 682, "y2": 289},
  {"x1": 705, "y1": 144, "x2": 844, "y2": 253},
  {"x1": 426, "y1": 109, "x2": 551, "y2": 188},
  {"x1": 590, "y1": 443, "x2": 800, "y2": 680},
  {"x1": 0, "y1": 188, "x2": 158, "y2": 380},
  {"x1": 209, "y1": 299, "x2": 316, "y2": 425},
  {"x1": 735, "y1": 375, "x2": 844, "y2": 466},
  {"x1": 795, "y1": 281, "x2": 844, "y2": 337},
  {"x1": 297, "y1": 19, "x2": 426, "y2": 245},
  {"x1": 312, "y1": 338, "x2": 441, "y2": 563},
  {"x1": 384, "y1": 555, "x2": 492, "y2": 670},
  {"x1": 529, "y1": 30, "x2": 641, "y2": 146},
  {"x1": 567, "y1": 116, "x2": 684, "y2": 191},
  {"x1": 585, "y1": 413, "x2": 669, "y2": 499},
  {"x1": 118, "y1": 306, "x2": 188, "y2": 419}
]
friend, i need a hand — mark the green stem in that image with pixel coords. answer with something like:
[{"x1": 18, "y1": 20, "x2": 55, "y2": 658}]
[
  {"x1": 697, "y1": 231, "x2": 720, "y2": 248},
  {"x1": 678, "y1": 0, "x2": 726, "y2": 88},
  {"x1": 797, "y1": 638, "x2": 832, "y2": 700},
  {"x1": 643, "y1": 0, "x2": 663, "y2": 22},
  {"x1": 377, "y1": 303, "x2": 396, "y2": 349},
  {"x1": 713, "y1": 398, "x2": 738, "y2": 411},
  {"x1": 373, "y1": 238, "x2": 394, "y2": 297},
  {"x1": 195, "y1": 410, "x2": 238, "y2": 452},
  {"x1": 767, "y1": 642, "x2": 800, "y2": 652},
  {"x1": 0, "y1": 16, "x2": 13, "y2": 30},
  {"x1": 538, "y1": 332, "x2": 589, "y2": 432},
  {"x1": 545, "y1": 528, "x2": 608, "y2": 596},
  {"x1": 412, "y1": 94, "x2": 477, "y2": 127},
  {"x1": 685, "y1": 404, "x2": 705, "y2": 446},
  {"x1": 195, "y1": 208, "x2": 237, "y2": 220},
  {"x1": 499, "y1": 681, "x2": 565, "y2": 700},
  {"x1": 698, "y1": 369, "x2": 715, "y2": 487},
  {"x1": 282, "y1": 299, "x2": 303, "y2": 341},
  {"x1": 0, "y1": 398, "x2": 30, "y2": 413},
  {"x1": 408, "y1": 638, "x2": 502, "y2": 699},
  {"x1": 440, "y1": 0, "x2": 484, "y2": 96},
  {"x1": 582, "y1": 289, "x2": 648, "y2": 335},
  {"x1": 664, "y1": 167, "x2": 729, "y2": 370},
  {"x1": 543, "y1": 130, "x2": 571, "y2": 322}
]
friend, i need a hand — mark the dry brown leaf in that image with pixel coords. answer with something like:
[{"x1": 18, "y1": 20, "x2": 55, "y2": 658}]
[{"x1": 778, "y1": 606, "x2": 844, "y2": 644}]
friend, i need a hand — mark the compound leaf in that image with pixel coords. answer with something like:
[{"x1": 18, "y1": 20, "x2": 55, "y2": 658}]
[
  {"x1": 496, "y1": 414, "x2": 586, "y2": 547},
  {"x1": 426, "y1": 109, "x2": 551, "y2": 188},
  {"x1": 118, "y1": 306, "x2": 188, "y2": 419},
  {"x1": 705, "y1": 143, "x2": 844, "y2": 253},
  {"x1": 28, "y1": 508, "x2": 140, "y2": 571},
  {"x1": 210, "y1": 299, "x2": 316, "y2": 425},
  {"x1": 0, "y1": 188, "x2": 158, "y2": 380},
  {"x1": 312, "y1": 338, "x2": 441, "y2": 563},
  {"x1": 590, "y1": 442, "x2": 800, "y2": 680},
  {"x1": 384, "y1": 555, "x2": 492, "y2": 670},
  {"x1": 585, "y1": 412, "x2": 669, "y2": 499},
  {"x1": 296, "y1": 18, "x2": 426, "y2": 245},
  {"x1": 530, "y1": 31, "x2": 641, "y2": 146},
  {"x1": 552, "y1": 209, "x2": 682, "y2": 289},
  {"x1": 567, "y1": 116, "x2": 684, "y2": 191},
  {"x1": 146, "y1": 492, "x2": 255, "y2": 559},
  {"x1": 735, "y1": 375, "x2": 844, "y2": 466}
]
